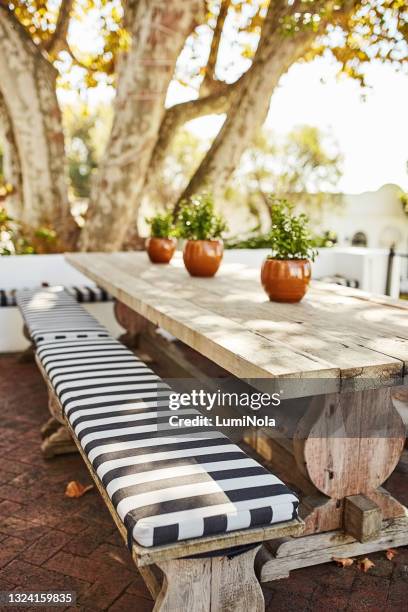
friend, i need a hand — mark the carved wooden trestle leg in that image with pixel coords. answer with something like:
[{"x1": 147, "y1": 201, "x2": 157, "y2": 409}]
[
  {"x1": 292, "y1": 387, "x2": 406, "y2": 534},
  {"x1": 41, "y1": 387, "x2": 77, "y2": 458},
  {"x1": 246, "y1": 387, "x2": 407, "y2": 581},
  {"x1": 40, "y1": 416, "x2": 61, "y2": 440},
  {"x1": 114, "y1": 300, "x2": 147, "y2": 349}
]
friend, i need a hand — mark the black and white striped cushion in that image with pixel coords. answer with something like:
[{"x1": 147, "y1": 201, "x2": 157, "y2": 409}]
[
  {"x1": 16, "y1": 288, "x2": 110, "y2": 344},
  {"x1": 1, "y1": 285, "x2": 112, "y2": 307},
  {"x1": 65, "y1": 285, "x2": 112, "y2": 303},
  {"x1": 319, "y1": 275, "x2": 359, "y2": 289},
  {"x1": 37, "y1": 338, "x2": 299, "y2": 548},
  {"x1": 0, "y1": 288, "x2": 17, "y2": 306}
]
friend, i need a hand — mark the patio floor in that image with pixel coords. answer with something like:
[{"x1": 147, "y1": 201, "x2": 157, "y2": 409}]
[{"x1": 0, "y1": 353, "x2": 407, "y2": 612}]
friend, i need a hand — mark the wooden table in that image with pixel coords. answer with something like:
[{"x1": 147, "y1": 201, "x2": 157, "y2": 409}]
[{"x1": 66, "y1": 251, "x2": 408, "y2": 578}]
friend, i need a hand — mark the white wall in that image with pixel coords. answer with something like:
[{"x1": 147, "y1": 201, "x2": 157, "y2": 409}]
[
  {"x1": 318, "y1": 184, "x2": 408, "y2": 252},
  {"x1": 0, "y1": 254, "x2": 94, "y2": 288}
]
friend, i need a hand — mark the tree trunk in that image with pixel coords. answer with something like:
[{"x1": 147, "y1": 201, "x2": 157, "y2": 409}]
[
  {"x1": 79, "y1": 0, "x2": 204, "y2": 252},
  {"x1": 0, "y1": 92, "x2": 23, "y2": 218},
  {"x1": 0, "y1": 7, "x2": 75, "y2": 248},
  {"x1": 178, "y1": 16, "x2": 320, "y2": 205}
]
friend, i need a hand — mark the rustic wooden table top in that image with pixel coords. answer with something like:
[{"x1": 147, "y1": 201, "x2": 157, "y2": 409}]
[{"x1": 66, "y1": 251, "x2": 408, "y2": 395}]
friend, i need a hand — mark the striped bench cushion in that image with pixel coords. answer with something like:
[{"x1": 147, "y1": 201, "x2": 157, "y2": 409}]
[
  {"x1": 16, "y1": 288, "x2": 110, "y2": 345},
  {"x1": 65, "y1": 285, "x2": 112, "y2": 303},
  {"x1": 0, "y1": 288, "x2": 17, "y2": 307},
  {"x1": 319, "y1": 275, "x2": 359, "y2": 289},
  {"x1": 37, "y1": 337, "x2": 299, "y2": 548},
  {"x1": 1, "y1": 285, "x2": 112, "y2": 307}
]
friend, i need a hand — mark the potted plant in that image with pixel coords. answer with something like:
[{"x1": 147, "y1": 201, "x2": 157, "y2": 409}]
[
  {"x1": 145, "y1": 211, "x2": 177, "y2": 263},
  {"x1": 261, "y1": 200, "x2": 317, "y2": 303},
  {"x1": 177, "y1": 193, "x2": 227, "y2": 277}
]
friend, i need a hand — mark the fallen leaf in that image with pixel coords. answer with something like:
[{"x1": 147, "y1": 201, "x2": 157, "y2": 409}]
[
  {"x1": 333, "y1": 556, "x2": 354, "y2": 568},
  {"x1": 386, "y1": 549, "x2": 397, "y2": 561},
  {"x1": 65, "y1": 481, "x2": 94, "y2": 498},
  {"x1": 359, "y1": 558, "x2": 375, "y2": 573}
]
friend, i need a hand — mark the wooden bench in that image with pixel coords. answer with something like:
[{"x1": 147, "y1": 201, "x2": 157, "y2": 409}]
[{"x1": 16, "y1": 288, "x2": 303, "y2": 611}]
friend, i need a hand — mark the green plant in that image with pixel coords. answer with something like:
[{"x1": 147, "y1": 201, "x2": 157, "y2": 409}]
[
  {"x1": 176, "y1": 193, "x2": 227, "y2": 241},
  {"x1": 226, "y1": 228, "x2": 336, "y2": 250},
  {"x1": 146, "y1": 211, "x2": 176, "y2": 238},
  {"x1": 313, "y1": 230, "x2": 337, "y2": 248},
  {"x1": 399, "y1": 191, "x2": 408, "y2": 217},
  {"x1": 0, "y1": 207, "x2": 35, "y2": 255},
  {"x1": 266, "y1": 199, "x2": 317, "y2": 261},
  {"x1": 226, "y1": 232, "x2": 273, "y2": 249}
]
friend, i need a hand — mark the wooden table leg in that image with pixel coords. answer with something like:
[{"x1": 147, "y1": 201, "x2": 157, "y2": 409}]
[
  {"x1": 114, "y1": 300, "x2": 148, "y2": 349},
  {"x1": 293, "y1": 387, "x2": 406, "y2": 535}
]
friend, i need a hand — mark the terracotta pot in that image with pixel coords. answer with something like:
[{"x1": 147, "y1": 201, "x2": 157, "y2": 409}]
[
  {"x1": 146, "y1": 237, "x2": 177, "y2": 264},
  {"x1": 183, "y1": 239, "x2": 223, "y2": 277},
  {"x1": 261, "y1": 258, "x2": 311, "y2": 303}
]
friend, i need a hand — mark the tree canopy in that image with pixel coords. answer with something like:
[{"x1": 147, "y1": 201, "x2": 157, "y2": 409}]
[{"x1": 0, "y1": 0, "x2": 406, "y2": 251}]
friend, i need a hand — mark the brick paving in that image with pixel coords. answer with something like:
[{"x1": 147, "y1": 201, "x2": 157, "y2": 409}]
[{"x1": 0, "y1": 353, "x2": 407, "y2": 611}]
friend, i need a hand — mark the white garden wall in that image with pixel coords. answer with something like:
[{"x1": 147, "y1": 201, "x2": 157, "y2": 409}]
[{"x1": 0, "y1": 254, "x2": 123, "y2": 352}]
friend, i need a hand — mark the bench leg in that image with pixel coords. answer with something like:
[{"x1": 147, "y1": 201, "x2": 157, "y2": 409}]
[
  {"x1": 154, "y1": 546, "x2": 264, "y2": 612},
  {"x1": 41, "y1": 416, "x2": 61, "y2": 440},
  {"x1": 41, "y1": 425, "x2": 77, "y2": 458},
  {"x1": 18, "y1": 324, "x2": 35, "y2": 362},
  {"x1": 41, "y1": 389, "x2": 77, "y2": 458}
]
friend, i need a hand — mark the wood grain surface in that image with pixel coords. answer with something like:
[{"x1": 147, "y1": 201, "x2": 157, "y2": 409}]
[{"x1": 66, "y1": 252, "x2": 408, "y2": 395}]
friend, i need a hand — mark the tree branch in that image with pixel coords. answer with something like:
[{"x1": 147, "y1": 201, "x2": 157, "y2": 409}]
[
  {"x1": 200, "y1": 0, "x2": 230, "y2": 96},
  {"x1": 147, "y1": 81, "x2": 236, "y2": 168},
  {"x1": 137, "y1": 0, "x2": 363, "y2": 219},
  {"x1": 175, "y1": 0, "x2": 343, "y2": 207},
  {"x1": 143, "y1": 0, "x2": 292, "y2": 194},
  {"x1": 42, "y1": 0, "x2": 75, "y2": 59},
  {"x1": 0, "y1": 3, "x2": 58, "y2": 72}
]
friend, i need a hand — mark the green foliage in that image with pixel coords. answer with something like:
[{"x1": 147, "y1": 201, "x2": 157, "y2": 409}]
[
  {"x1": 8, "y1": 0, "x2": 408, "y2": 100},
  {"x1": 0, "y1": 208, "x2": 60, "y2": 255},
  {"x1": 64, "y1": 105, "x2": 111, "y2": 200},
  {"x1": 0, "y1": 207, "x2": 35, "y2": 255},
  {"x1": 146, "y1": 211, "x2": 176, "y2": 238},
  {"x1": 182, "y1": 1, "x2": 408, "y2": 92},
  {"x1": 9, "y1": 0, "x2": 128, "y2": 93},
  {"x1": 313, "y1": 230, "x2": 337, "y2": 248},
  {"x1": 222, "y1": 125, "x2": 343, "y2": 237},
  {"x1": 266, "y1": 199, "x2": 318, "y2": 261},
  {"x1": 226, "y1": 228, "x2": 336, "y2": 250},
  {"x1": 234, "y1": 125, "x2": 343, "y2": 210},
  {"x1": 400, "y1": 191, "x2": 408, "y2": 217},
  {"x1": 176, "y1": 193, "x2": 227, "y2": 241},
  {"x1": 226, "y1": 232, "x2": 274, "y2": 249},
  {"x1": 33, "y1": 226, "x2": 57, "y2": 245},
  {"x1": 66, "y1": 118, "x2": 98, "y2": 199}
]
